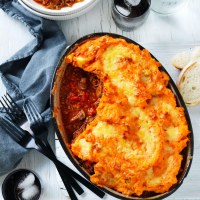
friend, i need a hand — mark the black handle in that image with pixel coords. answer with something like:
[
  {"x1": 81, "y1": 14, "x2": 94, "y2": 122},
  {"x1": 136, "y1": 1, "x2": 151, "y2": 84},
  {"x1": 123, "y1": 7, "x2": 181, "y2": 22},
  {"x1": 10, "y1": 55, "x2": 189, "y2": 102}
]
[
  {"x1": 55, "y1": 162, "x2": 84, "y2": 195},
  {"x1": 36, "y1": 137, "x2": 105, "y2": 199},
  {"x1": 35, "y1": 139, "x2": 84, "y2": 197},
  {"x1": 37, "y1": 139, "x2": 84, "y2": 195},
  {"x1": 56, "y1": 165, "x2": 78, "y2": 200},
  {"x1": 52, "y1": 158, "x2": 105, "y2": 199}
]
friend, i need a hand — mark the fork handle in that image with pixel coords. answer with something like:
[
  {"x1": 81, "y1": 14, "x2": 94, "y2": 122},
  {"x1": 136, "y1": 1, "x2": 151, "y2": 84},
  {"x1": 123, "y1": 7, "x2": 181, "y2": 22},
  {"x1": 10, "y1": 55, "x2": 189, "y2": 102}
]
[
  {"x1": 39, "y1": 149, "x2": 82, "y2": 199},
  {"x1": 49, "y1": 156, "x2": 105, "y2": 199},
  {"x1": 36, "y1": 140, "x2": 84, "y2": 196},
  {"x1": 56, "y1": 166, "x2": 79, "y2": 200},
  {"x1": 55, "y1": 163, "x2": 84, "y2": 195},
  {"x1": 35, "y1": 138, "x2": 105, "y2": 198}
]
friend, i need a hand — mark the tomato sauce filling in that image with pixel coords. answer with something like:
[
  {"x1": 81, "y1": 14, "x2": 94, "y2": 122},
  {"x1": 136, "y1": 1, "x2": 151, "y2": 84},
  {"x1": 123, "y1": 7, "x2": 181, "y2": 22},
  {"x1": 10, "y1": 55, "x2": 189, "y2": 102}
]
[
  {"x1": 59, "y1": 64, "x2": 102, "y2": 144},
  {"x1": 34, "y1": 0, "x2": 83, "y2": 10}
]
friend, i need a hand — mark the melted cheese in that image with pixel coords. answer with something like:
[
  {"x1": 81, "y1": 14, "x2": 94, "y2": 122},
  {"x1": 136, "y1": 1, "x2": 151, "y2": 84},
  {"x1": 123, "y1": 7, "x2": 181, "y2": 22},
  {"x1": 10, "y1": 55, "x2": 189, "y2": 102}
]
[{"x1": 66, "y1": 35, "x2": 190, "y2": 196}]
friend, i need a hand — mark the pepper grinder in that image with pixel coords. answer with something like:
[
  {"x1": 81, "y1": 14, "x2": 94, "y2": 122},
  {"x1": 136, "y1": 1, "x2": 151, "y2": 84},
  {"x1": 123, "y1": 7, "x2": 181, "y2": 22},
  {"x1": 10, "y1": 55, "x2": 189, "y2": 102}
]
[{"x1": 112, "y1": 0, "x2": 151, "y2": 31}]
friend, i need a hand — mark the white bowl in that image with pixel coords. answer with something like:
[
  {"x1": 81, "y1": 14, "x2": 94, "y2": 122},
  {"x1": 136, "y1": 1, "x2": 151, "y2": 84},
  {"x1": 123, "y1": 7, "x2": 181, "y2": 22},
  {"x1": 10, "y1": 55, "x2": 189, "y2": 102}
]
[
  {"x1": 21, "y1": 0, "x2": 95, "y2": 16},
  {"x1": 19, "y1": 0, "x2": 99, "y2": 20}
]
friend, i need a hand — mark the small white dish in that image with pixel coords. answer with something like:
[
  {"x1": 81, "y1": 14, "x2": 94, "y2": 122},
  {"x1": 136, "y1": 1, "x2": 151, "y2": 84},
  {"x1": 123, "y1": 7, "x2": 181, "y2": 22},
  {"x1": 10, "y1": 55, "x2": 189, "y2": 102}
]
[
  {"x1": 19, "y1": 0, "x2": 99, "y2": 20},
  {"x1": 21, "y1": 0, "x2": 95, "y2": 16}
]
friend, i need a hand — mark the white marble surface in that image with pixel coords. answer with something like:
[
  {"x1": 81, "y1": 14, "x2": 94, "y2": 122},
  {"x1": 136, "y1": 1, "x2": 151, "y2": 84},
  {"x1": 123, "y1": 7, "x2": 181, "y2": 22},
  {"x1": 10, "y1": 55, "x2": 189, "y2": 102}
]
[{"x1": 1, "y1": 0, "x2": 200, "y2": 199}]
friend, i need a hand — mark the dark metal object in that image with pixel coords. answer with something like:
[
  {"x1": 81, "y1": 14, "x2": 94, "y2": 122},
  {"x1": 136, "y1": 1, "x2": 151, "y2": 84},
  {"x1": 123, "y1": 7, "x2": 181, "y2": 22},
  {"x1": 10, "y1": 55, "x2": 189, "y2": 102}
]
[
  {"x1": 0, "y1": 117, "x2": 105, "y2": 200},
  {"x1": 112, "y1": 0, "x2": 151, "y2": 31},
  {"x1": 23, "y1": 99, "x2": 59, "y2": 155},
  {"x1": 0, "y1": 117, "x2": 79, "y2": 200},
  {"x1": 0, "y1": 93, "x2": 26, "y2": 124},
  {"x1": 0, "y1": 96, "x2": 105, "y2": 199},
  {"x1": 23, "y1": 99, "x2": 84, "y2": 197},
  {"x1": 50, "y1": 32, "x2": 194, "y2": 200}
]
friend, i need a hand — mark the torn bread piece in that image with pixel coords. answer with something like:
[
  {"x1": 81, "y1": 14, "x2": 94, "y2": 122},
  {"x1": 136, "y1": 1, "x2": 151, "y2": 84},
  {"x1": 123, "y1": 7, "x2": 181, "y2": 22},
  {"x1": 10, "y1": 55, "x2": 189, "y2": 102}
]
[
  {"x1": 177, "y1": 60, "x2": 200, "y2": 105},
  {"x1": 172, "y1": 51, "x2": 192, "y2": 69},
  {"x1": 172, "y1": 46, "x2": 200, "y2": 69}
]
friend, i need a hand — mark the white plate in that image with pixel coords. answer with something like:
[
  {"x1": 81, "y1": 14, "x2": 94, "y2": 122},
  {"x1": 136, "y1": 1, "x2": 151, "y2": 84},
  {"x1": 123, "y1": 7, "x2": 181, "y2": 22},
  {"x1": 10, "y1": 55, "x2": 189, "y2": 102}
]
[
  {"x1": 19, "y1": 0, "x2": 99, "y2": 20},
  {"x1": 21, "y1": 0, "x2": 95, "y2": 16}
]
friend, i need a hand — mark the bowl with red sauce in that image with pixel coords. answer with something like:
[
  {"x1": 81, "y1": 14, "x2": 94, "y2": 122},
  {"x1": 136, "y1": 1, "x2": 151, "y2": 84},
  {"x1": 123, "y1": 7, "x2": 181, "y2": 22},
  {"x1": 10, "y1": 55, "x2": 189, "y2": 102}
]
[
  {"x1": 50, "y1": 33, "x2": 193, "y2": 200},
  {"x1": 20, "y1": 0, "x2": 99, "y2": 16}
]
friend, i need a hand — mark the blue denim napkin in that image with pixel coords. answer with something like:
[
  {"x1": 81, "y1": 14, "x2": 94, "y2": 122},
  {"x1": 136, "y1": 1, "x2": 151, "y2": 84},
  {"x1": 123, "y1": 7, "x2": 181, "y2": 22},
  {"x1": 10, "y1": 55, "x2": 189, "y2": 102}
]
[{"x1": 0, "y1": 0, "x2": 67, "y2": 175}]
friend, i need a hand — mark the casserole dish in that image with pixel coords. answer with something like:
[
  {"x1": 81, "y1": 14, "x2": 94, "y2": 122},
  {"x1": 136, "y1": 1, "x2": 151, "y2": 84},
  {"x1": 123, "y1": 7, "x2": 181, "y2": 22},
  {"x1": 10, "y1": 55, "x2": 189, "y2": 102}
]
[{"x1": 51, "y1": 33, "x2": 193, "y2": 199}]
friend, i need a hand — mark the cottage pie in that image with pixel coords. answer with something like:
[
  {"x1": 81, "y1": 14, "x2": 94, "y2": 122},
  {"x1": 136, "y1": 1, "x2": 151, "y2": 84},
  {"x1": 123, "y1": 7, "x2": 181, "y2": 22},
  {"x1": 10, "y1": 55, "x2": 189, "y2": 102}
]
[{"x1": 60, "y1": 35, "x2": 190, "y2": 196}]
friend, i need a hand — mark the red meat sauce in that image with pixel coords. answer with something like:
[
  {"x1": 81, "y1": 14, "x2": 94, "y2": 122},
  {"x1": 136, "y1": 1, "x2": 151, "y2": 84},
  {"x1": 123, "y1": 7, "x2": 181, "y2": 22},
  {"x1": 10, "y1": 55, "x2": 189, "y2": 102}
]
[
  {"x1": 34, "y1": 0, "x2": 83, "y2": 10},
  {"x1": 59, "y1": 64, "x2": 103, "y2": 145}
]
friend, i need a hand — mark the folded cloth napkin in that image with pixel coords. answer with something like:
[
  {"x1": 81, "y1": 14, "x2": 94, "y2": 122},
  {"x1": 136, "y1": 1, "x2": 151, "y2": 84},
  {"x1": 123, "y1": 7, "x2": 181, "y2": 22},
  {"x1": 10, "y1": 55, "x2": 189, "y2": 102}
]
[{"x1": 0, "y1": 0, "x2": 67, "y2": 175}]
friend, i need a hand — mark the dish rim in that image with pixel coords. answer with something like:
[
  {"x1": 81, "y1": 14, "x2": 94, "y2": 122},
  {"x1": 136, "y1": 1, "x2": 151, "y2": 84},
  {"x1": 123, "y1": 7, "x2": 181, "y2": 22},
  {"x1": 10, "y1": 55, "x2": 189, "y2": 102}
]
[{"x1": 50, "y1": 32, "x2": 194, "y2": 200}]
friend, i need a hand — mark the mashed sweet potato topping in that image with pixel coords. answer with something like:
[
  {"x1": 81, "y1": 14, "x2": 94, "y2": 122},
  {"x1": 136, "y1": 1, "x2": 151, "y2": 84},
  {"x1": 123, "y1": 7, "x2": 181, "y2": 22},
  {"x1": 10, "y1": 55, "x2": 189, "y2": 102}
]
[{"x1": 65, "y1": 35, "x2": 190, "y2": 196}]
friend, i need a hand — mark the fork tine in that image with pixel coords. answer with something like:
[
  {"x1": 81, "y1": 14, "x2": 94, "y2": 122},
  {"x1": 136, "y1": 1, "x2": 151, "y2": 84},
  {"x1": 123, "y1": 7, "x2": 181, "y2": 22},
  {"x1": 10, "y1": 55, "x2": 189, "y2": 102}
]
[
  {"x1": 2, "y1": 96, "x2": 13, "y2": 111},
  {"x1": 0, "y1": 117, "x2": 22, "y2": 142},
  {"x1": 23, "y1": 102, "x2": 34, "y2": 124},
  {"x1": 24, "y1": 100, "x2": 43, "y2": 124},
  {"x1": 0, "y1": 93, "x2": 26, "y2": 123},
  {"x1": 0, "y1": 99, "x2": 15, "y2": 121},
  {"x1": 5, "y1": 93, "x2": 23, "y2": 115},
  {"x1": 29, "y1": 100, "x2": 42, "y2": 122}
]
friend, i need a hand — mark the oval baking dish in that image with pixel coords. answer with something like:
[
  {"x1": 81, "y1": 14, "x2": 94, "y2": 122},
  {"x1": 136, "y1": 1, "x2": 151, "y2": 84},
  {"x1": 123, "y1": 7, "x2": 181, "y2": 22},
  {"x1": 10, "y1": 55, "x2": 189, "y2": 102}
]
[{"x1": 50, "y1": 33, "x2": 193, "y2": 200}]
